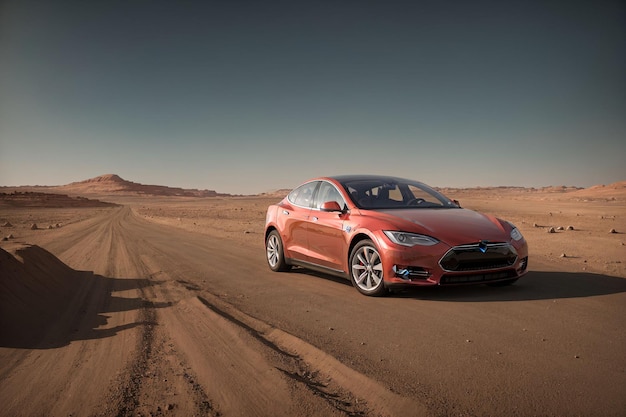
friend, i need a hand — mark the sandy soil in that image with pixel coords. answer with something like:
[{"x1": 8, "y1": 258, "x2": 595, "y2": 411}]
[{"x1": 1, "y1": 187, "x2": 625, "y2": 417}]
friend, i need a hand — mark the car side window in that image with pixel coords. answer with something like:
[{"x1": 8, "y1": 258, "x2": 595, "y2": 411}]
[
  {"x1": 315, "y1": 182, "x2": 346, "y2": 209},
  {"x1": 288, "y1": 181, "x2": 318, "y2": 208}
]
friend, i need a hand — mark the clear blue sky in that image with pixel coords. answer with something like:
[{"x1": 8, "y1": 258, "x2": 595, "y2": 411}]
[{"x1": 1, "y1": 0, "x2": 624, "y2": 194}]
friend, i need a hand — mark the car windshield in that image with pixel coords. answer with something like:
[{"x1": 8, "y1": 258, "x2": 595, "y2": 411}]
[{"x1": 340, "y1": 178, "x2": 458, "y2": 209}]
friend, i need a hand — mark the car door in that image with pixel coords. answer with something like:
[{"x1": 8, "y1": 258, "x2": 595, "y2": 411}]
[
  {"x1": 307, "y1": 181, "x2": 348, "y2": 273},
  {"x1": 279, "y1": 181, "x2": 319, "y2": 262}
]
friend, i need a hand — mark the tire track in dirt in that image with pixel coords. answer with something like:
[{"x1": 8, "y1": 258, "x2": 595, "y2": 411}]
[
  {"x1": 193, "y1": 291, "x2": 426, "y2": 417},
  {"x1": 196, "y1": 294, "x2": 368, "y2": 416},
  {"x1": 114, "y1": 205, "x2": 427, "y2": 416},
  {"x1": 140, "y1": 238, "x2": 424, "y2": 416},
  {"x1": 137, "y1": 249, "x2": 357, "y2": 416},
  {"x1": 120, "y1": 273, "x2": 220, "y2": 417},
  {"x1": 93, "y1": 214, "x2": 219, "y2": 417},
  {"x1": 106, "y1": 298, "x2": 157, "y2": 416}
]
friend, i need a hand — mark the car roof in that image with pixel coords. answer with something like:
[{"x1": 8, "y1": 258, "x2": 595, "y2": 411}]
[{"x1": 326, "y1": 174, "x2": 415, "y2": 184}]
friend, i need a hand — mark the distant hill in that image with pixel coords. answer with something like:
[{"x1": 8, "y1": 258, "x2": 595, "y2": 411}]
[
  {"x1": 258, "y1": 189, "x2": 292, "y2": 198},
  {"x1": 0, "y1": 191, "x2": 119, "y2": 208},
  {"x1": 56, "y1": 174, "x2": 230, "y2": 197},
  {"x1": 437, "y1": 181, "x2": 626, "y2": 201},
  {"x1": 566, "y1": 180, "x2": 626, "y2": 200}
]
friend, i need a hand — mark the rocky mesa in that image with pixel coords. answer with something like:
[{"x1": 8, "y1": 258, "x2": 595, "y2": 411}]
[{"x1": 56, "y1": 174, "x2": 230, "y2": 197}]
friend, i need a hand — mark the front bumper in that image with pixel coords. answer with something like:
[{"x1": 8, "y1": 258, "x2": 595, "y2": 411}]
[{"x1": 379, "y1": 240, "x2": 529, "y2": 287}]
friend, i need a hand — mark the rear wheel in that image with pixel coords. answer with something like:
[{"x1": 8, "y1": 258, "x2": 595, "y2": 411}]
[
  {"x1": 266, "y1": 230, "x2": 291, "y2": 272},
  {"x1": 349, "y1": 240, "x2": 387, "y2": 296}
]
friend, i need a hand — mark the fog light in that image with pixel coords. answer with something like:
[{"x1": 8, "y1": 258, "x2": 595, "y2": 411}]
[
  {"x1": 393, "y1": 265, "x2": 410, "y2": 279},
  {"x1": 393, "y1": 265, "x2": 431, "y2": 280},
  {"x1": 518, "y1": 257, "x2": 528, "y2": 272}
]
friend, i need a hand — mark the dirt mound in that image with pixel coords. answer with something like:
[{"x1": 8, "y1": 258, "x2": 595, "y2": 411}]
[{"x1": 0, "y1": 245, "x2": 84, "y2": 347}]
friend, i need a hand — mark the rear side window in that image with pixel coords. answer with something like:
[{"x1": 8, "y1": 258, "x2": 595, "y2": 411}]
[{"x1": 288, "y1": 181, "x2": 319, "y2": 208}]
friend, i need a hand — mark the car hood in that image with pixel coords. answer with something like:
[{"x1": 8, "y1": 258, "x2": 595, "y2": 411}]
[{"x1": 375, "y1": 208, "x2": 510, "y2": 246}]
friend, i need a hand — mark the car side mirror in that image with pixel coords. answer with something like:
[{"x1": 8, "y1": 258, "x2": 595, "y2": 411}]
[
  {"x1": 453, "y1": 199, "x2": 461, "y2": 208},
  {"x1": 320, "y1": 201, "x2": 344, "y2": 212}
]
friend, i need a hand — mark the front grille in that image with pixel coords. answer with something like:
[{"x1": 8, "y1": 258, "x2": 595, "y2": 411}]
[
  {"x1": 439, "y1": 243, "x2": 518, "y2": 272},
  {"x1": 440, "y1": 269, "x2": 518, "y2": 285}
]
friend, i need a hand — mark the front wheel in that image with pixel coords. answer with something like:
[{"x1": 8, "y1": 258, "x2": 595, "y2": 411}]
[
  {"x1": 349, "y1": 240, "x2": 387, "y2": 296},
  {"x1": 266, "y1": 230, "x2": 291, "y2": 272}
]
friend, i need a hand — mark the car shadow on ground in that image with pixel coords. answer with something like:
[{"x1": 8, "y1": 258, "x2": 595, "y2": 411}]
[
  {"x1": 390, "y1": 270, "x2": 626, "y2": 301},
  {"x1": 291, "y1": 267, "x2": 626, "y2": 302},
  {"x1": 0, "y1": 244, "x2": 169, "y2": 349}
]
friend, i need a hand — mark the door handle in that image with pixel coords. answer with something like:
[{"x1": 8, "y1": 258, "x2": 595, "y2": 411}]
[{"x1": 282, "y1": 210, "x2": 289, "y2": 215}]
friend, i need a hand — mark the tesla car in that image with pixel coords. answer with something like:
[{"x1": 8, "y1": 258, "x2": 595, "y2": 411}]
[{"x1": 264, "y1": 175, "x2": 528, "y2": 296}]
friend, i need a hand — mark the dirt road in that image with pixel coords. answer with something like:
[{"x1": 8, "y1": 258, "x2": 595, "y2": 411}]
[{"x1": 1, "y1": 205, "x2": 625, "y2": 416}]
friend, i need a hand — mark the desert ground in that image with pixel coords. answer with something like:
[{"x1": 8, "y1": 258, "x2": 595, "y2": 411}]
[{"x1": 1, "y1": 178, "x2": 625, "y2": 417}]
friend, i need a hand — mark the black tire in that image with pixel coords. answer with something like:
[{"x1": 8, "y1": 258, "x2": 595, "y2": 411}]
[
  {"x1": 349, "y1": 239, "x2": 387, "y2": 296},
  {"x1": 487, "y1": 278, "x2": 519, "y2": 287},
  {"x1": 266, "y1": 230, "x2": 291, "y2": 272}
]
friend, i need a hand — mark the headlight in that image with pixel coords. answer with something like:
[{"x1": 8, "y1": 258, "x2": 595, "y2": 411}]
[
  {"x1": 510, "y1": 227, "x2": 523, "y2": 241},
  {"x1": 384, "y1": 231, "x2": 439, "y2": 247}
]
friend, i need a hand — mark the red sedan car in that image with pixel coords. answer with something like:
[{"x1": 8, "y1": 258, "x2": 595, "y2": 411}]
[{"x1": 265, "y1": 175, "x2": 528, "y2": 296}]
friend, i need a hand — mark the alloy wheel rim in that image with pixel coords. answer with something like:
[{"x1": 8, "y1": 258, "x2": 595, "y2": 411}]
[
  {"x1": 352, "y1": 246, "x2": 383, "y2": 290},
  {"x1": 267, "y1": 235, "x2": 279, "y2": 267}
]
